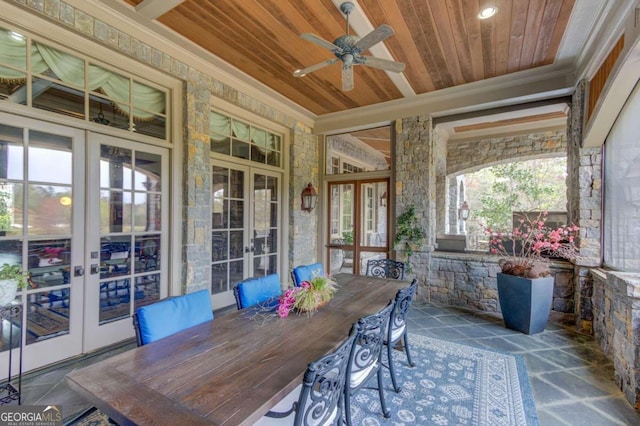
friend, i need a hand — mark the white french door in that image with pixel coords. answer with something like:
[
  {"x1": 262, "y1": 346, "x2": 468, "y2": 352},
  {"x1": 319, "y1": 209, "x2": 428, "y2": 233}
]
[
  {"x1": 0, "y1": 113, "x2": 85, "y2": 377},
  {"x1": 83, "y1": 134, "x2": 168, "y2": 351},
  {"x1": 211, "y1": 162, "x2": 281, "y2": 309}
]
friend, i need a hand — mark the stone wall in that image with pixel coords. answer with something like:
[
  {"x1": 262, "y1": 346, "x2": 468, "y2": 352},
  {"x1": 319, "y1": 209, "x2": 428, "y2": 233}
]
[
  {"x1": 593, "y1": 271, "x2": 640, "y2": 408},
  {"x1": 430, "y1": 252, "x2": 575, "y2": 314},
  {"x1": 446, "y1": 129, "x2": 567, "y2": 176}
]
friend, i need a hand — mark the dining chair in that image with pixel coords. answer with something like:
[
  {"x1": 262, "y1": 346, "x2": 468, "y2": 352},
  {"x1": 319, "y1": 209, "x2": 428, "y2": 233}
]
[
  {"x1": 365, "y1": 258, "x2": 406, "y2": 280},
  {"x1": 384, "y1": 278, "x2": 417, "y2": 392},
  {"x1": 291, "y1": 262, "x2": 324, "y2": 287},
  {"x1": 233, "y1": 273, "x2": 282, "y2": 309},
  {"x1": 254, "y1": 332, "x2": 356, "y2": 426},
  {"x1": 344, "y1": 301, "x2": 395, "y2": 426},
  {"x1": 132, "y1": 289, "x2": 213, "y2": 346}
]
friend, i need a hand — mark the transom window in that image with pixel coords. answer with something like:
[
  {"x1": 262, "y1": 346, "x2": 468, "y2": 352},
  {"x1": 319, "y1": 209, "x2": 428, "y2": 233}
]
[
  {"x1": 209, "y1": 110, "x2": 282, "y2": 168},
  {"x1": 0, "y1": 27, "x2": 168, "y2": 140}
]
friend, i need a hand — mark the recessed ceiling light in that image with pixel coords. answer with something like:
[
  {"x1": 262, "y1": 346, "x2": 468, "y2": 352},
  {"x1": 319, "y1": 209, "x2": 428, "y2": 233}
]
[{"x1": 478, "y1": 6, "x2": 498, "y2": 19}]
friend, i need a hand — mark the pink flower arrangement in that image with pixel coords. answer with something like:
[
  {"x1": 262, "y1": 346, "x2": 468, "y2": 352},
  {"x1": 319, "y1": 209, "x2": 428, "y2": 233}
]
[
  {"x1": 486, "y1": 211, "x2": 579, "y2": 278},
  {"x1": 276, "y1": 275, "x2": 338, "y2": 318}
]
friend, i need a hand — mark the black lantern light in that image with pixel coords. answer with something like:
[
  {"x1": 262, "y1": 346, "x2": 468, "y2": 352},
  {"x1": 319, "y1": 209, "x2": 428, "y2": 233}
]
[
  {"x1": 301, "y1": 183, "x2": 318, "y2": 213},
  {"x1": 458, "y1": 201, "x2": 470, "y2": 221}
]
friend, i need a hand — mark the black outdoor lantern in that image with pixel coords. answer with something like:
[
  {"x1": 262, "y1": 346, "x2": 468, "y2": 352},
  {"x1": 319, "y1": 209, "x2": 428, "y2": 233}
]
[
  {"x1": 301, "y1": 183, "x2": 318, "y2": 213},
  {"x1": 458, "y1": 201, "x2": 470, "y2": 221}
]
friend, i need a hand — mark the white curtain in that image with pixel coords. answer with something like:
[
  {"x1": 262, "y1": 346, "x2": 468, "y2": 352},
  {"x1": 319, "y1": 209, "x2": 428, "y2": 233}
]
[{"x1": 0, "y1": 31, "x2": 165, "y2": 120}]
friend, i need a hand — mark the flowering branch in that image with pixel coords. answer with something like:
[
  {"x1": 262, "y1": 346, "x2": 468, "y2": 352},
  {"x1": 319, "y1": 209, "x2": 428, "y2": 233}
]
[{"x1": 486, "y1": 211, "x2": 579, "y2": 278}]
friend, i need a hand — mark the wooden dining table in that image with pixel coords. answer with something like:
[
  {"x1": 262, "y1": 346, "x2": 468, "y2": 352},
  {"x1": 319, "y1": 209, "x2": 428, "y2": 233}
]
[{"x1": 66, "y1": 273, "x2": 407, "y2": 426}]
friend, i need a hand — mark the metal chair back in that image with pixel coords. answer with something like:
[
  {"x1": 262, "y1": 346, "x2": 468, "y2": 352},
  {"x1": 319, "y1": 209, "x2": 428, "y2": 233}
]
[{"x1": 365, "y1": 258, "x2": 406, "y2": 280}]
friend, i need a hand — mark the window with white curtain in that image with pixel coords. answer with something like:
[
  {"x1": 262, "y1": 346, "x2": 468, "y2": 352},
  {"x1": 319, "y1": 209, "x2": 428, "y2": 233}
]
[
  {"x1": 603, "y1": 81, "x2": 640, "y2": 272},
  {"x1": 0, "y1": 27, "x2": 168, "y2": 139},
  {"x1": 209, "y1": 110, "x2": 282, "y2": 167}
]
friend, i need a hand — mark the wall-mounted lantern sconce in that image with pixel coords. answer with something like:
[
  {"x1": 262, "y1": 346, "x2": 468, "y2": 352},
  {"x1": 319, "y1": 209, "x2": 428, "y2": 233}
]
[
  {"x1": 379, "y1": 191, "x2": 387, "y2": 207},
  {"x1": 458, "y1": 201, "x2": 470, "y2": 221},
  {"x1": 301, "y1": 183, "x2": 318, "y2": 213}
]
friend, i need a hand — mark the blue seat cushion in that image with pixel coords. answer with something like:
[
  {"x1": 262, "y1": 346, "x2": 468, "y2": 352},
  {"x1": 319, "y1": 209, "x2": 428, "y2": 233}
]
[
  {"x1": 136, "y1": 289, "x2": 213, "y2": 345},
  {"x1": 292, "y1": 263, "x2": 324, "y2": 286},
  {"x1": 237, "y1": 274, "x2": 282, "y2": 309}
]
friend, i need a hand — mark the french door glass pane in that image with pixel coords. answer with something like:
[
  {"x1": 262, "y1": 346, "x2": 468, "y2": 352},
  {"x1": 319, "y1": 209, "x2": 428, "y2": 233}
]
[
  {"x1": 211, "y1": 166, "x2": 245, "y2": 295},
  {"x1": 97, "y1": 144, "x2": 161, "y2": 325}
]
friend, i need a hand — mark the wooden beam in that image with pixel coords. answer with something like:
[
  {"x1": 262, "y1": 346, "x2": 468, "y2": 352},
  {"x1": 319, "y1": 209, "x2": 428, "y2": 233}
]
[{"x1": 135, "y1": 0, "x2": 185, "y2": 20}]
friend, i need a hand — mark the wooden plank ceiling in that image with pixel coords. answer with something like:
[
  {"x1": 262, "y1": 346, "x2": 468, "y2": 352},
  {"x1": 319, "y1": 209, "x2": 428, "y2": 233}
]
[{"x1": 123, "y1": 0, "x2": 575, "y2": 116}]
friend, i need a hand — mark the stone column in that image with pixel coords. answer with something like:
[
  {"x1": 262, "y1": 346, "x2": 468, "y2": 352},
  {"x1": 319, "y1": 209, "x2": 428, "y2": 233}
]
[
  {"x1": 183, "y1": 75, "x2": 212, "y2": 293},
  {"x1": 568, "y1": 80, "x2": 603, "y2": 334},
  {"x1": 288, "y1": 122, "x2": 319, "y2": 282},
  {"x1": 395, "y1": 116, "x2": 436, "y2": 301}
]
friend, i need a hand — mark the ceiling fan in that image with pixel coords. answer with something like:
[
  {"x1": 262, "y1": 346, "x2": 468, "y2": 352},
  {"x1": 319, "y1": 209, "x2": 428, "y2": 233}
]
[{"x1": 293, "y1": 1, "x2": 406, "y2": 91}]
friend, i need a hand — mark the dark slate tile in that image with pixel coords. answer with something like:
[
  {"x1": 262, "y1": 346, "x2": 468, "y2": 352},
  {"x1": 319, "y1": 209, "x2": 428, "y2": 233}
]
[
  {"x1": 476, "y1": 336, "x2": 526, "y2": 353},
  {"x1": 522, "y1": 353, "x2": 566, "y2": 374},
  {"x1": 502, "y1": 334, "x2": 554, "y2": 350},
  {"x1": 529, "y1": 376, "x2": 573, "y2": 405},
  {"x1": 420, "y1": 326, "x2": 468, "y2": 340},
  {"x1": 546, "y1": 402, "x2": 622, "y2": 425},
  {"x1": 452, "y1": 324, "x2": 497, "y2": 338},
  {"x1": 536, "y1": 409, "x2": 570, "y2": 425},
  {"x1": 538, "y1": 371, "x2": 610, "y2": 398},
  {"x1": 591, "y1": 396, "x2": 640, "y2": 425},
  {"x1": 529, "y1": 348, "x2": 588, "y2": 369}
]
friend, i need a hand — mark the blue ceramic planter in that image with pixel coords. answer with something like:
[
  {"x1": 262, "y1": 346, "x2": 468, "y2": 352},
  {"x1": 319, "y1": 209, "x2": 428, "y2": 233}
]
[{"x1": 497, "y1": 273, "x2": 554, "y2": 335}]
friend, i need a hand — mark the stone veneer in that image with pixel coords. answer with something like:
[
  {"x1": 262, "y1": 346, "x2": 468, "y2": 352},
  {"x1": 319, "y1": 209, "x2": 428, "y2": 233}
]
[
  {"x1": 430, "y1": 252, "x2": 575, "y2": 313},
  {"x1": 593, "y1": 271, "x2": 640, "y2": 408}
]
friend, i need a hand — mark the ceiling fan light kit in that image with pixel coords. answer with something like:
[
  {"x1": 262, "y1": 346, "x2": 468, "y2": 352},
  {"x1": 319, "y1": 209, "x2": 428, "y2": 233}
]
[{"x1": 294, "y1": 1, "x2": 405, "y2": 91}]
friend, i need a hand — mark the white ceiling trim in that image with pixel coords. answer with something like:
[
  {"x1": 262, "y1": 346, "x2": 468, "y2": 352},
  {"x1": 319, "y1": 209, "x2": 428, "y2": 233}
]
[
  {"x1": 135, "y1": 0, "x2": 185, "y2": 20},
  {"x1": 73, "y1": 0, "x2": 317, "y2": 127},
  {"x1": 314, "y1": 64, "x2": 575, "y2": 134}
]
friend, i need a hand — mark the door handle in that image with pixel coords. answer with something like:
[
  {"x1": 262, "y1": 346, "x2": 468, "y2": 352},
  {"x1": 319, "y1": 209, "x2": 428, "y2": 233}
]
[
  {"x1": 74, "y1": 266, "x2": 85, "y2": 277},
  {"x1": 244, "y1": 246, "x2": 255, "y2": 253},
  {"x1": 90, "y1": 264, "x2": 100, "y2": 275}
]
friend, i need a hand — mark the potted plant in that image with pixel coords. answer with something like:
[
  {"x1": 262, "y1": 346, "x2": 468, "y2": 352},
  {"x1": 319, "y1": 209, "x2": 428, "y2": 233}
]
[
  {"x1": 393, "y1": 205, "x2": 424, "y2": 273},
  {"x1": 276, "y1": 275, "x2": 338, "y2": 318},
  {"x1": 0, "y1": 263, "x2": 27, "y2": 306},
  {"x1": 487, "y1": 212, "x2": 579, "y2": 334}
]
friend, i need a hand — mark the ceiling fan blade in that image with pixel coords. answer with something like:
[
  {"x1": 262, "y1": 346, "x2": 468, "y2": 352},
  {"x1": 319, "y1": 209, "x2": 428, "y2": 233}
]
[
  {"x1": 293, "y1": 59, "x2": 339, "y2": 77},
  {"x1": 354, "y1": 24, "x2": 394, "y2": 52},
  {"x1": 360, "y1": 55, "x2": 406, "y2": 73},
  {"x1": 300, "y1": 33, "x2": 343, "y2": 53},
  {"x1": 342, "y1": 63, "x2": 354, "y2": 91}
]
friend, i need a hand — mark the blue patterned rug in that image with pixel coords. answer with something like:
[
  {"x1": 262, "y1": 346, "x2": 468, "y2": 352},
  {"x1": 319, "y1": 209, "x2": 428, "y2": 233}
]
[
  {"x1": 350, "y1": 333, "x2": 539, "y2": 426},
  {"x1": 66, "y1": 334, "x2": 538, "y2": 426}
]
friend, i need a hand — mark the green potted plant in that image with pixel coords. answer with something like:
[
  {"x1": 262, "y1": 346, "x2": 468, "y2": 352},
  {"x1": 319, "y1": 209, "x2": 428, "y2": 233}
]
[
  {"x1": 0, "y1": 263, "x2": 27, "y2": 306},
  {"x1": 393, "y1": 205, "x2": 424, "y2": 273},
  {"x1": 487, "y1": 212, "x2": 579, "y2": 334}
]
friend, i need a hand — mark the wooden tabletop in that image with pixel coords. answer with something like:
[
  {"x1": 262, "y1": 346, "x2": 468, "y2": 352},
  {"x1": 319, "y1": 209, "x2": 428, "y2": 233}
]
[{"x1": 66, "y1": 274, "x2": 407, "y2": 426}]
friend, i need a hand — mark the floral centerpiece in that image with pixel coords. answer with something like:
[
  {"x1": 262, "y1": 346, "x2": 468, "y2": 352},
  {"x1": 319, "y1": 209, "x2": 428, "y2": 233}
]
[
  {"x1": 486, "y1": 211, "x2": 580, "y2": 278},
  {"x1": 276, "y1": 275, "x2": 338, "y2": 318}
]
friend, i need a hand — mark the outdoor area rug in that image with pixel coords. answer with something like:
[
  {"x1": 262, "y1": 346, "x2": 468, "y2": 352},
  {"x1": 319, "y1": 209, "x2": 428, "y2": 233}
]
[
  {"x1": 350, "y1": 333, "x2": 539, "y2": 426},
  {"x1": 65, "y1": 334, "x2": 538, "y2": 426}
]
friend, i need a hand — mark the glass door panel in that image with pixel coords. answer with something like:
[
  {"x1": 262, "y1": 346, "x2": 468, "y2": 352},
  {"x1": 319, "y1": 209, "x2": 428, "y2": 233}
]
[
  {"x1": 85, "y1": 134, "x2": 167, "y2": 352},
  {"x1": 211, "y1": 165, "x2": 247, "y2": 309},
  {"x1": 210, "y1": 163, "x2": 281, "y2": 309},
  {"x1": 328, "y1": 183, "x2": 354, "y2": 274},
  {"x1": 252, "y1": 173, "x2": 278, "y2": 277},
  {"x1": 327, "y1": 179, "x2": 389, "y2": 275},
  {"x1": 0, "y1": 115, "x2": 84, "y2": 376}
]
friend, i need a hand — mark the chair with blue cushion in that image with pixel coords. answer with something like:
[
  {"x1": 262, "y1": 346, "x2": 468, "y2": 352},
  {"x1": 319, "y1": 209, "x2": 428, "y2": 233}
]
[
  {"x1": 365, "y1": 258, "x2": 406, "y2": 280},
  {"x1": 291, "y1": 263, "x2": 324, "y2": 287},
  {"x1": 132, "y1": 289, "x2": 213, "y2": 346},
  {"x1": 384, "y1": 279, "x2": 417, "y2": 392},
  {"x1": 254, "y1": 331, "x2": 356, "y2": 426},
  {"x1": 344, "y1": 301, "x2": 395, "y2": 426},
  {"x1": 233, "y1": 273, "x2": 282, "y2": 309}
]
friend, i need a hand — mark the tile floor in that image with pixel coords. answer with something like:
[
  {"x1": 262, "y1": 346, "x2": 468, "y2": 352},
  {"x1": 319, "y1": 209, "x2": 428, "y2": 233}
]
[{"x1": 15, "y1": 303, "x2": 640, "y2": 425}]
